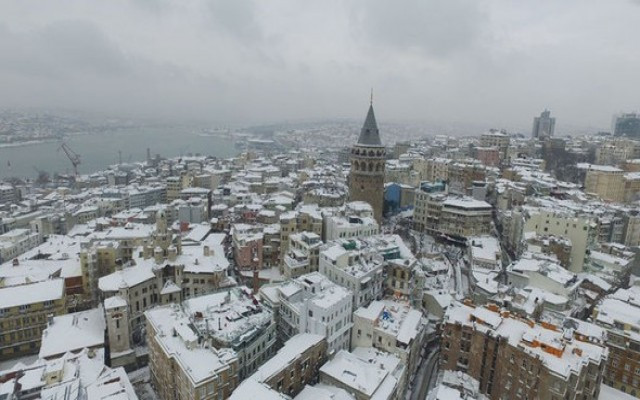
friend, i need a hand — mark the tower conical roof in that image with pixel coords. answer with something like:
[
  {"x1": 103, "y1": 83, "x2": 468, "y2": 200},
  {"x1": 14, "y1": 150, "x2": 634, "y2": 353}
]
[{"x1": 357, "y1": 104, "x2": 382, "y2": 146}]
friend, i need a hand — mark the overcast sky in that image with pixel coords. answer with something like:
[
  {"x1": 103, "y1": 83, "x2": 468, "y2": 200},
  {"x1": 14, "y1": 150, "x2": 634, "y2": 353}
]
[{"x1": 0, "y1": 0, "x2": 639, "y2": 132}]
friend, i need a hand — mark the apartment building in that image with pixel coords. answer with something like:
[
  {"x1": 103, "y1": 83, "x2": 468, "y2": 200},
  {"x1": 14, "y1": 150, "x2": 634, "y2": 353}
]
[
  {"x1": 386, "y1": 257, "x2": 417, "y2": 298},
  {"x1": 416, "y1": 194, "x2": 493, "y2": 240},
  {"x1": 480, "y1": 130, "x2": 510, "y2": 157},
  {"x1": 38, "y1": 307, "x2": 106, "y2": 360},
  {"x1": 582, "y1": 164, "x2": 625, "y2": 202},
  {"x1": 351, "y1": 300, "x2": 426, "y2": 376},
  {"x1": 422, "y1": 158, "x2": 450, "y2": 183},
  {"x1": 0, "y1": 184, "x2": 16, "y2": 205},
  {"x1": 0, "y1": 279, "x2": 66, "y2": 360},
  {"x1": 0, "y1": 348, "x2": 137, "y2": 400},
  {"x1": 99, "y1": 221, "x2": 234, "y2": 366},
  {"x1": 521, "y1": 208, "x2": 594, "y2": 273},
  {"x1": 441, "y1": 302, "x2": 607, "y2": 400},
  {"x1": 324, "y1": 201, "x2": 380, "y2": 242},
  {"x1": 319, "y1": 347, "x2": 406, "y2": 400},
  {"x1": 278, "y1": 205, "x2": 323, "y2": 262},
  {"x1": 524, "y1": 234, "x2": 572, "y2": 269},
  {"x1": 385, "y1": 159, "x2": 420, "y2": 187},
  {"x1": 468, "y1": 236, "x2": 502, "y2": 271},
  {"x1": 282, "y1": 232, "x2": 322, "y2": 279},
  {"x1": 429, "y1": 370, "x2": 489, "y2": 400},
  {"x1": 180, "y1": 187, "x2": 212, "y2": 220},
  {"x1": 595, "y1": 139, "x2": 640, "y2": 166},
  {"x1": 623, "y1": 159, "x2": 640, "y2": 172},
  {"x1": 507, "y1": 257, "x2": 580, "y2": 299},
  {"x1": 0, "y1": 228, "x2": 42, "y2": 263},
  {"x1": 80, "y1": 240, "x2": 121, "y2": 302},
  {"x1": 624, "y1": 173, "x2": 640, "y2": 203},
  {"x1": 176, "y1": 198, "x2": 208, "y2": 224},
  {"x1": 232, "y1": 223, "x2": 264, "y2": 271},
  {"x1": 146, "y1": 305, "x2": 239, "y2": 400},
  {"x1": 623, "y1": 212, "x2": 640, "y2": 247},
  {"x1": 319, "y1": 235, "x2": 414, "y2": 309},
  {"x1": 413, "y1": 181, "x2": 447, "y2": 233},
  {"x1": 262, "y1": 272, "x2": 353, "y2": 355},
  {"x1": 182, "y1": 287, "x2": 276, "y2": 379},
  {"x1": 414, "y1": 189, "x2": 493, "y2": 241},
  {"x1": 593, "y1": 286, "x2": 640, "y2": 397},
  {"x1": 166, "y1": 175, "x2": 188, "y2": 202},
  {"x1": 230, "y1": 334, "x2": 327, "y2": 399},
  {"x1": 87, "y1": 223, "x2": 155, "y2": 262},
  {"x1": 447, "y1": 161, "x2": 487, "y2": 195},
  {"x1": 439, "y1": 197, "x2": 493, "y2": 238},
  {"x1": 475, "y1": 147, "x2": 500, "y2": 167}
]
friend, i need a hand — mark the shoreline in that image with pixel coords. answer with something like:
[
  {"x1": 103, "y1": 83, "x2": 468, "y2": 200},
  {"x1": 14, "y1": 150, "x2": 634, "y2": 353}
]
[{"x1": 0, "y1": 138, "x2": 61, "y2": 148}]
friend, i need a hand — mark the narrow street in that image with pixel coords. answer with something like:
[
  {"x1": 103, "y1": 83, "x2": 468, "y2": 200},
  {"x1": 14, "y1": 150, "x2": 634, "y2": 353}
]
[{"x1": 409, "y1": 343, "x2": 440, "y2": 400}]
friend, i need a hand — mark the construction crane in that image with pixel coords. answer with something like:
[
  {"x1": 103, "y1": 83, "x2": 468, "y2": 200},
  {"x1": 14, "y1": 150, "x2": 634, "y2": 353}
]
[{"x1": 58, "y1": 142, "x2": 81, "y2": 177}]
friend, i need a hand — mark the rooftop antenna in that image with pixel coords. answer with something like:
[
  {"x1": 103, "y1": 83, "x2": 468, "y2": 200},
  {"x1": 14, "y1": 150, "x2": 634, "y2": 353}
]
[{"x1": 370, "y1": 88, "x2": 373, "y2": 106}]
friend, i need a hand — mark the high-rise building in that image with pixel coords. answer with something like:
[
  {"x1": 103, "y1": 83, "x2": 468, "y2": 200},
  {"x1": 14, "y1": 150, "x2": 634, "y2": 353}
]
[
  {"x1": 349, "y1": 100, "x2": 385, "y2": 222},
  {"x1": 532, "y1": 109, "x2": 556, "y2": 139},
  {"x1": 613, "y1": 112, "x2": 640, "y2": 138}
]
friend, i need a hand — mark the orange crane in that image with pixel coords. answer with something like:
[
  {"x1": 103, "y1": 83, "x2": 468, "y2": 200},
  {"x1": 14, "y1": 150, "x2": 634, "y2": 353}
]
[{"x1": 58, "y1": 142, "x2": 81, "y2": 176}]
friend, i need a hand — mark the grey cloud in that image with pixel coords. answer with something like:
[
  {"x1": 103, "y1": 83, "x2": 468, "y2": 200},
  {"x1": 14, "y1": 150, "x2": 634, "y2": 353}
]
[
  {"x1": 351, "y1": 0, "x2": 486, "y2": 57},
  {"x1": 206, "y1": 0, "x2": 262, "y2": 42},
  {"x1": 0, "y1": 0, "x2": 637, "y2": 130},
  {"x1": 0, "y1": 20, "x2": 128, "y2": 79}
]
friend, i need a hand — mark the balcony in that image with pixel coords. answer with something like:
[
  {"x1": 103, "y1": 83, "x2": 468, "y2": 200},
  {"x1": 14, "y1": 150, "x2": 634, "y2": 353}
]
[{"x1": 284, "y1": 254, "x2": 309, "y2": 271}]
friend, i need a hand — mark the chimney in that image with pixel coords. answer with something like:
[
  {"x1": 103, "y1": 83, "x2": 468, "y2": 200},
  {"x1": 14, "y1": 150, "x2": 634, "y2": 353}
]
[
  {"x1": 143, "y1": 245, "x2": 152, "y2": 260},
  {"x1": 12, "y1": 258, "x2": 19, "y2": 267},
  {"x1": 253, "y1": 265, "x2": 259, "y2": 295},
  {"x1": 154, "y1": 247, "x2": 163, "y2": 264},
  {"x1": 203, "y1": 245, "x2": 210, "y2": 257},
  {"x1": 168, "y1": 246, "x2": 177, "y2": 262}
]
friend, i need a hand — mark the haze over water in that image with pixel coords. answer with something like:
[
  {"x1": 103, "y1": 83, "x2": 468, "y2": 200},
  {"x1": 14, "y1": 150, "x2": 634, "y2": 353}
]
[{"x1": 0, "y1": 127, "x2": 236, "y2": 179}]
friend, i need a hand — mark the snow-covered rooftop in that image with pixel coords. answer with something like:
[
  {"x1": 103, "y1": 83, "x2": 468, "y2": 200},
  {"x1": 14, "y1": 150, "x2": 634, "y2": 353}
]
[
  {"x1": 445, "y1": 302, "x2": 608, "y2": 379},
  {"x1": 39, "y1": 307, "x2": 106, "y2": 359},
  {"x1": 0, "y1": 278, "x2": 64, "y2": 309}
]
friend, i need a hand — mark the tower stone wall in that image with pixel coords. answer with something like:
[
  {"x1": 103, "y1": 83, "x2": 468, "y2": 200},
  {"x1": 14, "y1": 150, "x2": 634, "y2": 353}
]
[{"x1": 349, "y1": 103, "x2": 385, "y2": 222}]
